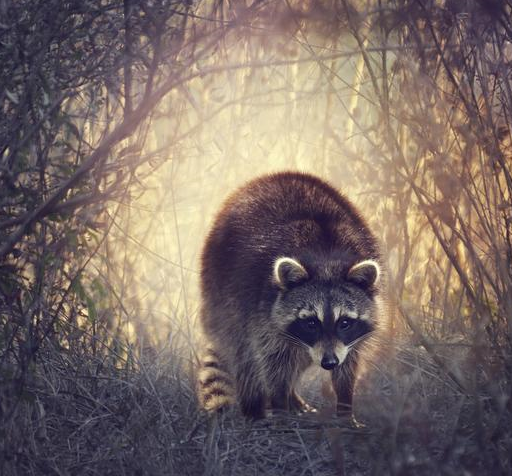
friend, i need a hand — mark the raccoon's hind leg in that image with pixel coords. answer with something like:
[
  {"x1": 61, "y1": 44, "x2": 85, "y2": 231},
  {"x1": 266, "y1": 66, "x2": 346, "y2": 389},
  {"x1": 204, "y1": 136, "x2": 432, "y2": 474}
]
[
  {"x1": 269, "y1": 384, "x2": 295, "y2": 412},
  {"x1": 267, "y1": 348, "x2": 312, "y2": 414},
  {"x1": 331, "y1": 352, "x2": 358, "y2": 416},
  {"x1": 234, "y1": 362, "x2": 267, "y2": 419},
  {"x1": 197, "y1": 347, "x2": 235, "y2": 413},
  {"x1": 231, "y1": 340, "x2": 268, "y2": 419}
]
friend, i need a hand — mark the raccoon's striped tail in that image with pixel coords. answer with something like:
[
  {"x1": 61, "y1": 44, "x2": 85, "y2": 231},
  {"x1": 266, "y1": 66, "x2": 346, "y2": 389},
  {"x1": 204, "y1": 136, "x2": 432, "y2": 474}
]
[{"x1": 197, "y1": 347, "x2": 235, "y2": 412}]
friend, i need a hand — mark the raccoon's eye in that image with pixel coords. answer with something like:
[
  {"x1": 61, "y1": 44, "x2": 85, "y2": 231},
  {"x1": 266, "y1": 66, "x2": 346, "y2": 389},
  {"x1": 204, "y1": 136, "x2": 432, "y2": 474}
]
[
  {"x1": 338, "y1": 318, "x2": 354, "y2": 330},
  {"x1": 306, "y1": 318, "x2": 317, "y2": 329},
  {"x1": 301, "y1": 317, "x2": 318, "y2": 332}
]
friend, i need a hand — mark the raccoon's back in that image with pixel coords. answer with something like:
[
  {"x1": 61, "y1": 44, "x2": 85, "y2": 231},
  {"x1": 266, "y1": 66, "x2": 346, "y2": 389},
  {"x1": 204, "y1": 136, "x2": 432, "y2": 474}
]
[{"x1": 200, "y1": 172, "x2": 378, "y2": 315}]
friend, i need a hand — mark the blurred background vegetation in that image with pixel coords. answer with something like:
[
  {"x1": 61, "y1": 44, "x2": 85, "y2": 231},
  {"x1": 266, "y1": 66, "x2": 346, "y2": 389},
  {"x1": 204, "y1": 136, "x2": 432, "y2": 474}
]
[{"x1": 1, "y1": 0, "x2": 511, "y2": 474}]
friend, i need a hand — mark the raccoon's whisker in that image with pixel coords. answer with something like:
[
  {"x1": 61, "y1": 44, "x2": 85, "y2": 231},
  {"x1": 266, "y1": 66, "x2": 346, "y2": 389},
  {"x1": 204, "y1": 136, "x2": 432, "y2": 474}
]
[
  {"x1": 282, "y1": 335, "x2": 306, "y2": 347},
  {"x1": 352, "y1": 349, "x2": 386, "y2": 374},
  {"x1": 346, "y1": 344, "x2": 386, "y2": 374},
  {"x1": 278, "y1": 331, "x2": 309, "y2": 350},
  {"x1": 278, "y1": 331, "x2": 309, "y2": 349},
  {"x1": 347, "y1": 330, "x2": 376, "y2": 349}
]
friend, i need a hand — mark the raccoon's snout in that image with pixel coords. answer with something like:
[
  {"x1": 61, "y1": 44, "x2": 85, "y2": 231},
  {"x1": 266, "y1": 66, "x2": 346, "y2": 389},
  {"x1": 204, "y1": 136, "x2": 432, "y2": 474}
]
[{"x1": 321, "y1": 352, "x2": 339, "y2": 370}]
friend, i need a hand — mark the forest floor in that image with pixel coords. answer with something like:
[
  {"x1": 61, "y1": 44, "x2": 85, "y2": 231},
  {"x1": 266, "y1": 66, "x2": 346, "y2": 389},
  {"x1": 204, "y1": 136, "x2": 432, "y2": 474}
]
[{"x1": 2, "y1": 337, "x2": 510, "y2": 476}]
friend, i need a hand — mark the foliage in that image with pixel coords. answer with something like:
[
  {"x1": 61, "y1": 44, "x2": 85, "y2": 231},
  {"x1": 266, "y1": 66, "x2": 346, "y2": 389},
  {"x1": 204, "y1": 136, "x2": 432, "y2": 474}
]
[{"x1": 1, "y1": 0, "x2": 511, "y2": 474}]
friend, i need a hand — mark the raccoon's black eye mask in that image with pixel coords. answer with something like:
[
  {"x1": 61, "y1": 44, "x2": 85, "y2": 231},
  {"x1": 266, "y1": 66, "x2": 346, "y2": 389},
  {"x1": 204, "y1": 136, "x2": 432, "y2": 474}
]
[
  {"x1": 287, "y1": 316, "x2": 321, "y2": 346},
  {"x1": 286, "y1": 315, "x2": 373, "y2": 347},
  {"x1": 336, "y1": 317, "x2": 372, "y2": 345}
]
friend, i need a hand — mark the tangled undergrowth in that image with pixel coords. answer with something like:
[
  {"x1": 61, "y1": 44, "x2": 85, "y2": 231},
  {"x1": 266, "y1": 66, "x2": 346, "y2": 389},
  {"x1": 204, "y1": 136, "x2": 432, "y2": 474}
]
[
  {"x1": 2, "y1": 1, "x2": 512, "y2": 474},
  {"x1": 2, "y1": 335, "x2": 510, "y2": 475}
]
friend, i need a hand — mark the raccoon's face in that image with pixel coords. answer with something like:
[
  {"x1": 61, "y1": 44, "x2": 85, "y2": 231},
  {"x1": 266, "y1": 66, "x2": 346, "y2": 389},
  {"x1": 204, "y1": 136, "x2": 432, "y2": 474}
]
[{"x1": 271, "y1": 257, "x2": 380, "y2": 370}]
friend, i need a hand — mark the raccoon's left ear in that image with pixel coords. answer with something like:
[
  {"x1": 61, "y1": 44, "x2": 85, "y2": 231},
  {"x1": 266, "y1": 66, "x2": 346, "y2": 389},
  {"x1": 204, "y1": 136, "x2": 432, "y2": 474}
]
[
  {"x1": 347, "y1": 259, "x2": 380, "y2": 288},
  {"x1": 273, "y1": 257, "x2": 309, "y2": 290}
]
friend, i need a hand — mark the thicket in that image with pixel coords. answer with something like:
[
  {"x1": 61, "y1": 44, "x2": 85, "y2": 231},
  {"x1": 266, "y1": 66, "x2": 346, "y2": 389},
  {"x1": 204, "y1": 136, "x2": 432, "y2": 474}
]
[{"x1": 1, "y1": 0, "x2": 511, "y2": 474}]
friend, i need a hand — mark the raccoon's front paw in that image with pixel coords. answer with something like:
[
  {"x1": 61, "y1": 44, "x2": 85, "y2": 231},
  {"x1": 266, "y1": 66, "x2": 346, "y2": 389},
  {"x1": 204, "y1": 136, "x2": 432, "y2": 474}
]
[
  {"x1": 299, "y1": 401, "x2": 317, "y2": 414},
  {"x1": 290, "y1": 392, "x2": 316, "y2": 414},
  {"x1": 337, "y1": 410, "x2": 365, "y2": 428},
  {"x1": 348, "y1": 415, "x2": 366, "y2": 429}
]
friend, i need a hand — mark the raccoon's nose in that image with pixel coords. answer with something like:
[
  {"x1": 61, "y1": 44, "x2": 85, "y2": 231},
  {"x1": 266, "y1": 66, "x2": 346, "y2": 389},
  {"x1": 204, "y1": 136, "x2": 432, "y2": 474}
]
[{"x1": 321, "y1": 353, "x2": 339, "y2": 370}]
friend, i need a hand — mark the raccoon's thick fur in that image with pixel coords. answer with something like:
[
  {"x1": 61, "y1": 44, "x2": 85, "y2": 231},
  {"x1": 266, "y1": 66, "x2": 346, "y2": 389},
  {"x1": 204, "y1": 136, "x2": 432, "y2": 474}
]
[{"x1": 198, "y1": 171, "x2": 386, "y2": 419}]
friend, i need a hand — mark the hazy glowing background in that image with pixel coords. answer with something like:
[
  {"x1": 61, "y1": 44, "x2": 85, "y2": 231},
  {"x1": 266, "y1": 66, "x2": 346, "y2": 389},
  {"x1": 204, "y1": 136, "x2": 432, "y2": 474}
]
[{"x1": 104, "y1": 14, "x2": 404, "y2": 353}]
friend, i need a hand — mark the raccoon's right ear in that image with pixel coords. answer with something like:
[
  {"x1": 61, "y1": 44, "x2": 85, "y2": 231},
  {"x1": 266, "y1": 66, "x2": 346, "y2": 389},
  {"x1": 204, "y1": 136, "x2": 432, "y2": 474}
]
[
  {"x1": 273, "y1": 257, "x2": 309, "y2": 290},
  {"x1": 347, "y1": 259, "x2": 380, "y2": 288}
]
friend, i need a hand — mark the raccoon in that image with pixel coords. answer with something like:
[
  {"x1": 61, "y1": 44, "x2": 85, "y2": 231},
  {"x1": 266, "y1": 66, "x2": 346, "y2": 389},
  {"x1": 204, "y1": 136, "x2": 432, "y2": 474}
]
[{"x1": 197, "y1": 171, "x2": 385, "y2": 419}]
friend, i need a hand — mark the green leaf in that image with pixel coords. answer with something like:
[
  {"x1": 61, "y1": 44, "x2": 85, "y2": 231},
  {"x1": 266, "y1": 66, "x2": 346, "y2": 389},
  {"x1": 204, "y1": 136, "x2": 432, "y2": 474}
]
[
  {"x1": 85, "y1": 295, "x2": 97, "y2": 322},
  {"x1": 71, "y1": 277, "x2": 86, "y2": 301}
]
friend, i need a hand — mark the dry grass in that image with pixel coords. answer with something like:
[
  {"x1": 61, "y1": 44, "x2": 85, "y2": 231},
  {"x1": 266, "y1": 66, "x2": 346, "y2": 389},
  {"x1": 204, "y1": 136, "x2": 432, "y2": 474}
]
[{"x1": 2, "y1": 334, "x2": 510, "y2": 475}]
